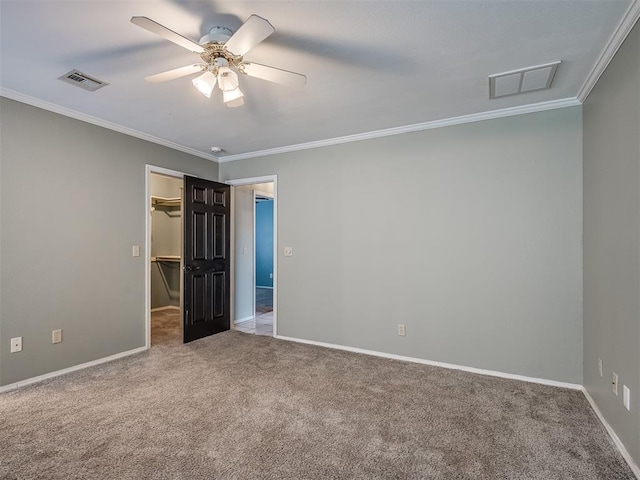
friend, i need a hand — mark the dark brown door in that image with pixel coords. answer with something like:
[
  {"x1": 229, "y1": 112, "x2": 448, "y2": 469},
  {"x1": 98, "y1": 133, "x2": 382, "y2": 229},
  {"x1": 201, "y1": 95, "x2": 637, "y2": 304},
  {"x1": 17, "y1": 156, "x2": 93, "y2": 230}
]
[{"x1": 183, "y1": 176, "x2": 231, "y2": 343}]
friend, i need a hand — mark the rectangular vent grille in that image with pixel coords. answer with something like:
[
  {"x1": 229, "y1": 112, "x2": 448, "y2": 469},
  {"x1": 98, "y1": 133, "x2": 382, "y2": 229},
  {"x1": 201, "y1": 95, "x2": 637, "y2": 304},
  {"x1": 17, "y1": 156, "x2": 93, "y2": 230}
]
[
  {"x1": 489, "y1": 61, "x2": 560, "y2": 99},
  {"x1": 58, "y1": 69, "x2": 108, "y2": 91}
]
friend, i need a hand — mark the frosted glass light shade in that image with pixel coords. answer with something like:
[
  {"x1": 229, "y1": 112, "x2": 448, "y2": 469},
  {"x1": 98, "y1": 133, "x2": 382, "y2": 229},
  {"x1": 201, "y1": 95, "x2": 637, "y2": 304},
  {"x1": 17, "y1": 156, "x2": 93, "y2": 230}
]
[
  {"x1": 223, "y1": 87, "x2": 244, "y2": 107},
  {"x1": 223, "y1": 87, "x2": 243, "y2": 102},
  {"x1": 192, "y1": 71, "x2": 216, "y2": 98},
  {"x1": 217, "y1": 67, "x2": 239, "y2": 92}
]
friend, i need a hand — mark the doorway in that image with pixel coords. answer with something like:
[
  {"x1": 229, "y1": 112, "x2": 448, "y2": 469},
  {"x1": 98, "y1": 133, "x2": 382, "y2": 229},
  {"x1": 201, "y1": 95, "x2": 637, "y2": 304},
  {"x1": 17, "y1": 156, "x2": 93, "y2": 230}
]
[
  {"x1": 254, "y1": 191, "x2": 274, "y2": 317},
  {"x1": 145, "y1": 166, "x2": 233, "y2": 348},
  {"x1": 227, "y1": 176, "x2": 278, "y2": 337},
  {"x1": 148, "y1": 170, "x2": 184, "y2": 347}
]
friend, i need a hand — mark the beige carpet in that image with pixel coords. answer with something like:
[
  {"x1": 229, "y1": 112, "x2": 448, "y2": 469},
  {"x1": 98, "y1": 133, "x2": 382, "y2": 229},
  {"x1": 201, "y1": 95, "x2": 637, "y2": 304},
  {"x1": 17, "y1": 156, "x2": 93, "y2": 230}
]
[
  {"x1": 151, "y1": 308, "x2": 183, "y2": 346},
  {"x1": 0, "y1": 330, "x2": 635, "y2": 479}
]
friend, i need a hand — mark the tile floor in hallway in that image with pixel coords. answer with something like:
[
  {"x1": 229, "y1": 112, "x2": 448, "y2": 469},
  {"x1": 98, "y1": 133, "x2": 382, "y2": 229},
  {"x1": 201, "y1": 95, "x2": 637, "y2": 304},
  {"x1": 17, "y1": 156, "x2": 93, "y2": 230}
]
[{"x1": 235, "y1": 311, "x2": 273, "y2": 336}]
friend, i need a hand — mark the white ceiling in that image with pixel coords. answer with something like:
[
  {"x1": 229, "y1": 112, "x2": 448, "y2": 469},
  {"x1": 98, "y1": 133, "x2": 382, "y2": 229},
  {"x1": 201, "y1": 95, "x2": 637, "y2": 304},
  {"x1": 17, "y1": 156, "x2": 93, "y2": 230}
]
[{"x1": 1, "y1": 1, "x2": 637, "y2": 162}]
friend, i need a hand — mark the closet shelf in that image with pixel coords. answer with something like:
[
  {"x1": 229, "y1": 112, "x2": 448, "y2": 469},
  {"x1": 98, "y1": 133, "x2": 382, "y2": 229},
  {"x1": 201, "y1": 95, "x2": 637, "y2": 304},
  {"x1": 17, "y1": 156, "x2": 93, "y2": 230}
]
[
  {"x1": 151, "y1": 256, "x2": 181, "y2": 262},
  {"x1": 151, "y1": 196, "x2": 181, "y2": 208}
]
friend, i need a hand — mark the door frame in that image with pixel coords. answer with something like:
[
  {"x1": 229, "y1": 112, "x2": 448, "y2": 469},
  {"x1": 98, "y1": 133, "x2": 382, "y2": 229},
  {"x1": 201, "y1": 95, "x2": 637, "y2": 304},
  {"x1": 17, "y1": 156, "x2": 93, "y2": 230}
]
[
  {"x1": 144, "y1": 164, "x2": 190, "y2": 350},
  {"x1": 226, "y1": 175, "x2": 278, "y2": 336}
]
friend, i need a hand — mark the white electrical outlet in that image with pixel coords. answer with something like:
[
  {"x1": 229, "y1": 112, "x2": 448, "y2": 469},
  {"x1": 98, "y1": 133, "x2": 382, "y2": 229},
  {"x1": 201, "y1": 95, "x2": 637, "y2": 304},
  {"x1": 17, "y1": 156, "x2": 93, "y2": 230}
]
[
  {"x1": 284, "y1": 247, "x2": 293, "y2": 257},
  {"x1": 243, "y1": 246, "x2": 248, "y2": 255},
  {"x1": 132, "y1": 245, "x2": 140, "y2": 257},
  {"x1": 398, "y1": 324, "x2": 406, "y2": 336},
  {"x1": 52, "y1": 329, "x2": 62, "y2": 344},
  {"x1": 598, "y1": 358, "x2": 603, "y2": 377},
  {"x1": 612, "y1": 372, "x2": 619, "y2": 395},
  {"x1": 10, "y1": 337, "x2": 22, "y2": 353},
  {"x1": 270, "y1": 273, "x2": 273, "y2": 279},
  {"x1": 623, "y1": 385, "x2": 631, "y2": 411}
]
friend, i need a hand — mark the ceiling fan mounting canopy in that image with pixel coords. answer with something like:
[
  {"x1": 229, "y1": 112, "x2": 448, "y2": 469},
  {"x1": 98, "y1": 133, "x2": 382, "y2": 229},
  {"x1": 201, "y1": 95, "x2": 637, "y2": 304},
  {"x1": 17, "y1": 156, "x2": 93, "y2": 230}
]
[
  {"x1": 130, "y1": 14, "x2": 306, "y2": 107},
  {"x1": 199, "y1": 26, "x2": 233, "y2": 45}
]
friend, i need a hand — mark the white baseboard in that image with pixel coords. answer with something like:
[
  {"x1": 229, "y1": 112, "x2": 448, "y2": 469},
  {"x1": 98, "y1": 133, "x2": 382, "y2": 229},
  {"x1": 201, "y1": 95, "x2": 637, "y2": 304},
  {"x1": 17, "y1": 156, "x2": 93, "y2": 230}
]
[
  {"x1": 0, "y1": 346, "x2": 148, "y2": 393},
  {"x1": 275, "y1": 335, "x2": 582, "y2": 390},
  {"x1": 150, "y1": 306, "x2": 180, "y2": 312},
  {"x1": 234, "y1": 315, "x2": 255, "y2": 324},
  {"x1": 582, "y1": 388, "x2": 640, "y2": 479}
]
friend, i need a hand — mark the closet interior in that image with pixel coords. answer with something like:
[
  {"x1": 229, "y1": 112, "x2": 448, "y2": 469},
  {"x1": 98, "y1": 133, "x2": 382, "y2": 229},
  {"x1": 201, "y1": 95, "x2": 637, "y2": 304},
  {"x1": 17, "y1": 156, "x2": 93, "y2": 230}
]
[{"x1": 150, "y1": 173, "x2": 183, "y2": 345}]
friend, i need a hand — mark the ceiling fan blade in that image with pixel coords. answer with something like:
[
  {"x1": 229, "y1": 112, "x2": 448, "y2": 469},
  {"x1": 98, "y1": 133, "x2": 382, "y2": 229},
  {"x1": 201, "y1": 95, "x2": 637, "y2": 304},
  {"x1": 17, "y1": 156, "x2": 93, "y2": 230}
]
[
  {"x1": 144, "y1": 64, "x2": 205, "y2": 83},
  {"x1": 241, "y1": 63, "x2": 307, "y2": 87},
  {"x1": 131, "y1": 16, "x2": 204, "y2": 54},
  {"x1": 224, "y1": 15, "x2": 275, "y2": 56}
]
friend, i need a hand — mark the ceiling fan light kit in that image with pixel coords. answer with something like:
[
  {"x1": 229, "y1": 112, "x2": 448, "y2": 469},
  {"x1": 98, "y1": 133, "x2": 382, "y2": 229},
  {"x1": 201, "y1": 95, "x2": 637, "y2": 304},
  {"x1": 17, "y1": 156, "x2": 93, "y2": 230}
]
[{"x1": 131, "y1": 14, "x2": 306, "y2": 107}]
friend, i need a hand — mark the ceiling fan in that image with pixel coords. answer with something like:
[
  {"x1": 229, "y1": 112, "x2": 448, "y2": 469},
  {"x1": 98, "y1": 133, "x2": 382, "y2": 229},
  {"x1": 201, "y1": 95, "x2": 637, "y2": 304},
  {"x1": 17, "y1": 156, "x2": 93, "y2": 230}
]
[{"x1": 130, "y1": 14, "x2": 306, "y2": 107}]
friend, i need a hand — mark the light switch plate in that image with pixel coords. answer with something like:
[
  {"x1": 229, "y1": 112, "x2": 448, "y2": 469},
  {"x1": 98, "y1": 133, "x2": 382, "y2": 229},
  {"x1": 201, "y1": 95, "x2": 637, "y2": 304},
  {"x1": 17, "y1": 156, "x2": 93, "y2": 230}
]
[
  {"x1": 132, "y1": 245, "x2": 140, "y2": 257},
  {"x1": 612, "y1": 372, "x2": 619, "y2": 395}
]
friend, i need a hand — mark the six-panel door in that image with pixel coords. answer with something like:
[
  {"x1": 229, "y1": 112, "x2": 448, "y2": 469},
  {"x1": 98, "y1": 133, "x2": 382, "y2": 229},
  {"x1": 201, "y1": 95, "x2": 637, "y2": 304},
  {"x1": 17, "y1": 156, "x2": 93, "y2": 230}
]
[{"x1": 183, "y1": 176, "x2": 230, "y2": 343}]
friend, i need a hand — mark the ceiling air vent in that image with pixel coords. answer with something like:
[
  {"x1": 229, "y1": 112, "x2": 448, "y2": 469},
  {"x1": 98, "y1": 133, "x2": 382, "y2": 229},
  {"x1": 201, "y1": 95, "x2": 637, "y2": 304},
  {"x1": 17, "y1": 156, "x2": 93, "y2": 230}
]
[
  {"x1": 58, "y1": 69, "x2": 108, "y2": 91},
  {"x1": 489, "y1": 61, "x2": 560, "y2": 99}
]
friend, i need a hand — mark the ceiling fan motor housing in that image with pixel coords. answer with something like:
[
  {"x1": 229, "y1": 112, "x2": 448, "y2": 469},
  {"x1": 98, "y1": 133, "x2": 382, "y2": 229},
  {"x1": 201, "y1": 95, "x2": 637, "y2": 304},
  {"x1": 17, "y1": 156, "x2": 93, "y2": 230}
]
[
  {"x1": 198, "y1": 28, "x2": 243, "y2": 70},
  {"x1": 199, "y1": 26, "x2": 233, "y2": 45}
]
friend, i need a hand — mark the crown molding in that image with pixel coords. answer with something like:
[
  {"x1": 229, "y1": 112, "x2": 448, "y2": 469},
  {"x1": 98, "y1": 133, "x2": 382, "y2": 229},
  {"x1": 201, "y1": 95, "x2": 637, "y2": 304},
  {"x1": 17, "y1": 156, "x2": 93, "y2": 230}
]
[
  {"x1": 218, "y1": 97, "x2": 581, "y2": 162},
  {"x1": 577, "y1": 0, "x2": 640, "y2": 103},
  {"x1": 1, "y1": 88, "x2": 581, "y2": 165},
  {"x1": 0, "y1": 88, "x2": 219, "y2": 163}
]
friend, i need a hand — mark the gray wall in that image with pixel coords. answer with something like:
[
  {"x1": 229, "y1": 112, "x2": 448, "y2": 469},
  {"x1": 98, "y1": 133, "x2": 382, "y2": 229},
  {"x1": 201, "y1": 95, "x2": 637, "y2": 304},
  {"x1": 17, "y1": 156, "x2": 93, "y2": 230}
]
[
  {"x1": 150, "y1": 175, "x2": 182, "y2": 309},
  {"x1": 220, "y1": 106, "x2": 584, "y2": 384},
  {"x1": 0, "y1": 98, "x2": 218, "y2": 386},
  {"x1": 583, "y1": 21, "x2": 640, "y2": 466}
]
